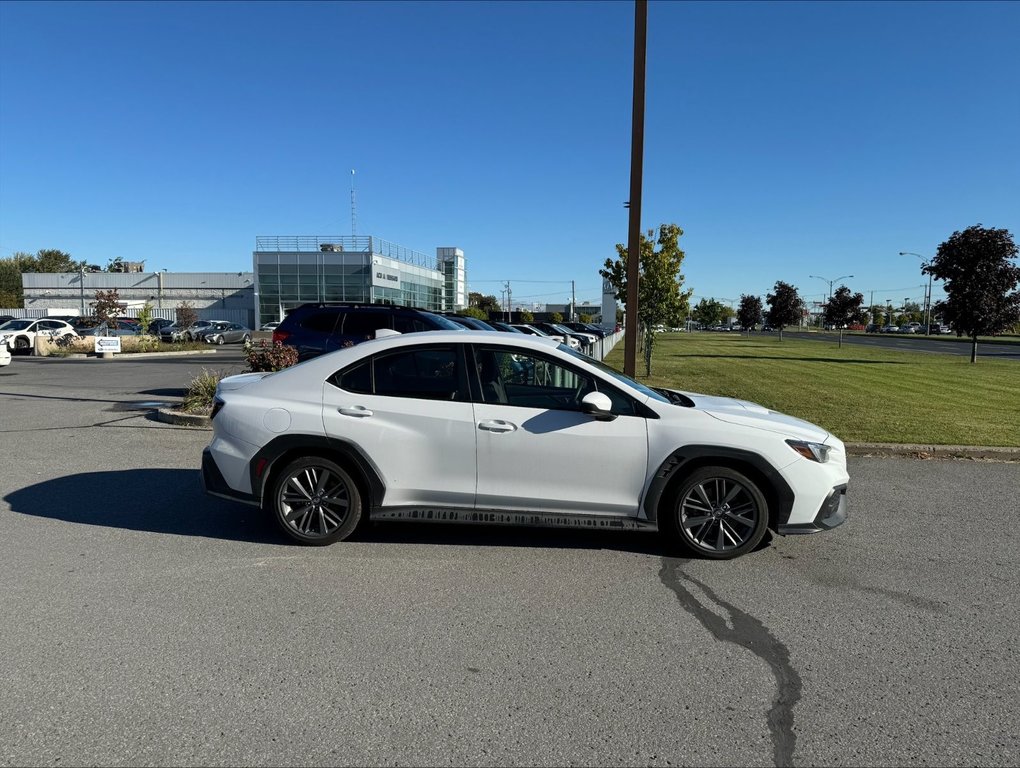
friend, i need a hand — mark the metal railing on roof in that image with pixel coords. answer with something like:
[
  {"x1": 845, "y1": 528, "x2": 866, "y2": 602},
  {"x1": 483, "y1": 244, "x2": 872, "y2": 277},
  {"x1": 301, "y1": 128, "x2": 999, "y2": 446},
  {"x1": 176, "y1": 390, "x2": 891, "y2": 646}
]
[{"x1": 255, "y1": 235, "x2": 436, "y2": 269}]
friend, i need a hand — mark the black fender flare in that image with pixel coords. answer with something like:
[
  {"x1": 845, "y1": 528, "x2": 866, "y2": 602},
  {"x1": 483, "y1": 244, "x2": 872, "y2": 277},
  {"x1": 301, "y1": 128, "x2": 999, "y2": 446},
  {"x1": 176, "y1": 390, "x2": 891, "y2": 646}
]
[
  {"x1": 643, "y1": 446, "x2": 795, "y2": 528},
  {"x1": 248, "y1": 434, "x2": 385, "y2": 509}
]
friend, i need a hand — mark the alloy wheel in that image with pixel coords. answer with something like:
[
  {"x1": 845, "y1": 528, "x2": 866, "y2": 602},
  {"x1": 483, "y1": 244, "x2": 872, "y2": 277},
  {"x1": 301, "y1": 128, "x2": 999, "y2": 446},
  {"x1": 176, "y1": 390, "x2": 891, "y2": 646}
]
[
  {"x1": 678, "y1": 475, "x2": 761, "y2": 554},
  {"x1": 277, "y1": 464, "x2": 352, "y2": 539}
]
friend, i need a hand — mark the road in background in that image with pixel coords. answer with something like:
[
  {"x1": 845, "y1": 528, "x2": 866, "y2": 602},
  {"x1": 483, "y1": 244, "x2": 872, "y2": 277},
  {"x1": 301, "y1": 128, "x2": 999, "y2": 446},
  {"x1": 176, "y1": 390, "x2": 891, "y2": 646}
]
[
  {"x1": 762, "y1": 331, "x2": 1020, "y2": 360},
  {"x1": 1, "y1": 352, "x2": 1018, "y2": 767}
]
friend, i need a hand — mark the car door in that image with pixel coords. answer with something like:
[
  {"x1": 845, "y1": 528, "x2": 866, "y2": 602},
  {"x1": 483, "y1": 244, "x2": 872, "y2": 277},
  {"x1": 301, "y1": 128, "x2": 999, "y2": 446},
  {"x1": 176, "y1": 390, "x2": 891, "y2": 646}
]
[
  {"x1": 471, "y1": 345, "x2": 648, "y2": 518},
  {"x1": 321, "y1": 343, "x2": 477, "y2": 510}
]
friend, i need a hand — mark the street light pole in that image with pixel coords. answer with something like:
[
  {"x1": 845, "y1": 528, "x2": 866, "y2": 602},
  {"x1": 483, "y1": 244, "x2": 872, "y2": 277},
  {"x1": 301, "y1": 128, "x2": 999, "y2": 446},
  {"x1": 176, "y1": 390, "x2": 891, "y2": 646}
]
[
  {"x1": 899, "y1": 252, "x2": 933, "y2": 335},
  {"x1": 809, "y1": 274, "x2": 854, "y2": 300}
]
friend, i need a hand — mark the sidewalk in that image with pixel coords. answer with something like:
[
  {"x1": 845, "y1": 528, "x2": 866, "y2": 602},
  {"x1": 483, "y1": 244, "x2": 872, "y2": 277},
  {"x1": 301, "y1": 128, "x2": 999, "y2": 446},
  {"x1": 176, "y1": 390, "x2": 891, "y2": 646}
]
[{"x1": 846, "y1": 442, "x2": 1020, "y2": 460}]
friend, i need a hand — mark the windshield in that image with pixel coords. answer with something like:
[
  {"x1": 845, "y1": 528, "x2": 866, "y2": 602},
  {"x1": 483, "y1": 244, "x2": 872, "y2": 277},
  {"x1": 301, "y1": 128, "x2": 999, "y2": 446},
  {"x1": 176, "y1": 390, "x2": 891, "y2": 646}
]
[
  {"x1": 420, "y1": 312, "x2": 466, "y2": 331},
  {"x1": 0, "y1": 319, "x2": 32, "y2": 331},
  {"x1": 559, "y1": 345, "x2": 671, "y2": 404}
]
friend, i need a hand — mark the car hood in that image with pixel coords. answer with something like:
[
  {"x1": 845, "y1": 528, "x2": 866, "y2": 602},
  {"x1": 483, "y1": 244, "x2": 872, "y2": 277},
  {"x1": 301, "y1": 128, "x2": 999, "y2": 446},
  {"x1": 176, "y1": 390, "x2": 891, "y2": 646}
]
[{"x1": 663, "y1": 389, "x2": 832, "y2": 443}]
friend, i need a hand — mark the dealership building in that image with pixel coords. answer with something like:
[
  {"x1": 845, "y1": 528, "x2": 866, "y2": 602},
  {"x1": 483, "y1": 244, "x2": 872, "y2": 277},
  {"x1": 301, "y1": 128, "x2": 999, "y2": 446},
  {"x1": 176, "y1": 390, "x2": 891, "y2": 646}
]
[
  {"x1": 11, "y1": 235, "x2": 467, "y2": 329},
  {"x1": 253, "y1": 236, "x2": 466, "y2": 327}
]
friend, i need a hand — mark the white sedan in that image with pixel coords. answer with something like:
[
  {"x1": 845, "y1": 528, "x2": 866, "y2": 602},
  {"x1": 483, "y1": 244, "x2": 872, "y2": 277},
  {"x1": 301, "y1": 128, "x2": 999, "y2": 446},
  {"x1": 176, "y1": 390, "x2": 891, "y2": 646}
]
[
  {"x1": 0, "y1": 318, "x2": 79, "y2": 353},
  {"x1": 0, "y1": 343, "x2": 10, "y2": 367},
  {"x1": 202, "y1": 331, "x2": 849, "y2": 559}
]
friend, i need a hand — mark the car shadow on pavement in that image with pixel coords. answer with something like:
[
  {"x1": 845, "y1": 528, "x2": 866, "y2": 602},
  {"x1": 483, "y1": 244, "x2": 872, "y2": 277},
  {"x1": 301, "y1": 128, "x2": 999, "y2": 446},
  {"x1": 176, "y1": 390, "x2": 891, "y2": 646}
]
[
  {"x1": 5, "y1": 468, "x2": 284, "y2": 545},
  {"x1": 6, "y1": 470, "x2": 762, "y2": 558}
]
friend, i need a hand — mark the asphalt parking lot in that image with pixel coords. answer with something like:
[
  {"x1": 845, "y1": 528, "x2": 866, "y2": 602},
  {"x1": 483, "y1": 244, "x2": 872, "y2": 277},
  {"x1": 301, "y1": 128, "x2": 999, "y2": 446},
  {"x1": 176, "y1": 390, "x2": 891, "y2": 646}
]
[{"x1": 1, "y1": 351, "x2": 1018, "y2": 767}]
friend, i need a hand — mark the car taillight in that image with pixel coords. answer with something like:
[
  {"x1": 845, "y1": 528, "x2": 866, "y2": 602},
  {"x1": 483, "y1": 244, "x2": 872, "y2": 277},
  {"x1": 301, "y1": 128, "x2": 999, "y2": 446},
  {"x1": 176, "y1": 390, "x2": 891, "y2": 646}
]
[
  {"x1": 210, "y1": 398, "x2": 225, "y2": 420},
  {"x1": 272, "y1": 329, "x2": 289, "y2": 344}
]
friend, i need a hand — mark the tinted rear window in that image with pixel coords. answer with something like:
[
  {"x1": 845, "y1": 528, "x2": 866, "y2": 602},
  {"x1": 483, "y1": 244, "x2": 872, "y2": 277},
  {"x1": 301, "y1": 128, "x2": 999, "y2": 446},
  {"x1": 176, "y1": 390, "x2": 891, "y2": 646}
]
[{"x1": 300, "y1": 311, "x2": 341, "y2": 334}]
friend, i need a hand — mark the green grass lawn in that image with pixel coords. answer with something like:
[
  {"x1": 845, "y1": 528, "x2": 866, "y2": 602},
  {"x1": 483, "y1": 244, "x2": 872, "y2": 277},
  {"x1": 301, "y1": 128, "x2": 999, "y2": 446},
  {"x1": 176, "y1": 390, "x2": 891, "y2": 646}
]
[{"x1": 603, "y1": 333, "x2": 1020, "y2": 446}]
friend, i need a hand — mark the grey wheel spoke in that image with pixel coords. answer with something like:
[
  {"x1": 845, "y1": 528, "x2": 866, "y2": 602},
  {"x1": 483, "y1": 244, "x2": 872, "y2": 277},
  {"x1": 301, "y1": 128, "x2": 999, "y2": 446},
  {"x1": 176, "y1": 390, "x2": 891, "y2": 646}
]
[
  {"x1": 682, "y1": 513, "x2": 713, "y2": 529},
  {"x1": 722, "y1": 483, "x2": 743, "y2": 504},
  {"x1": 694, "y1": 484, "x2": 714, "y2": 508},
  {"x1": 683, "y1": 498, "x2": 713, "y2": 514},
  {"x1": 719, "y1": 519, "x2": 743, "y2": 547},
  {"x1": 288, "y1": 474, "x2": 314, "y2": 500}
]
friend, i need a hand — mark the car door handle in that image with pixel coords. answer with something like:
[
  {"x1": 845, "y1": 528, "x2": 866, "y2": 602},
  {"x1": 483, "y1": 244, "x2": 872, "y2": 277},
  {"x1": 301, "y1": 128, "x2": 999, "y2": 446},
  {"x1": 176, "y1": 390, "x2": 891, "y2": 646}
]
[
  {"x1": 478, "y1": 419, "x2": 516, "y2": 433},
  {"x1": 338, "y1": 406, "x2": 373, "y2": 418}
]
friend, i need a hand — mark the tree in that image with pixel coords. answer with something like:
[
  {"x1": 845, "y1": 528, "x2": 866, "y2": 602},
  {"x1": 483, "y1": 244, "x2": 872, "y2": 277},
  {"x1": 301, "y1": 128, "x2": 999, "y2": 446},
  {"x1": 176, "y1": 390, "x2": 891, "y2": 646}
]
[
  {"x1": 0, "y1": 257, "x2": 25, "y2": 307},
  {"x1": 469, "y1": 292, "x2": 501, "y2": 316},
  {"x1": 601, "y1": 223, "x2": 693, "y2": 375},
  {"x1": 518, "y1": 309, "x2": 534, "y2": 323},
  {"x1": 927, "y1": 225, "x2": 1020, "y2": 363},
  {"x1": 34, "y1": 249, "x2": 83, "y2": 273},
  {"x1": 0, "y1": 249, "x2": 83, "y2": 308},
  {"x1": 766, "y1": 281, "x2": 804, "y2": 341},
  {"x1": 823, "y1": 285, "x2": 865, "y2": 347},
  {"x1": 176, "y1": 301, "x2": 198, "y2": 331},
  {"x1": 91, "y1": 289, "x2": 123, "y2": 326},
  {"x1": 692, "y1": 298, "x2": 725, "y2": 328},
  {"x1": 737, "y1": 295, "x2": 763, "y2": 332},
  {"x1": 550, "y1": 311, "x2": 564, "y2": 323},
  {"x1": 461, "y1": 306, "x2": 488, "y2": 320}
]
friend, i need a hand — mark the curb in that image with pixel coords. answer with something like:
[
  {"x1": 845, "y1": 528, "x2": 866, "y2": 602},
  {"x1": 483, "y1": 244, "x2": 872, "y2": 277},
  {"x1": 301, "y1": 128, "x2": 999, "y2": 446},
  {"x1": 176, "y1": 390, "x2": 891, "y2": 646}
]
[
  {"x1": 155, "y1": 408, "x2": 212, "y2": 428},
  {"x1": 846, "y1": 443, "x2": 1020, "y2": 460}
]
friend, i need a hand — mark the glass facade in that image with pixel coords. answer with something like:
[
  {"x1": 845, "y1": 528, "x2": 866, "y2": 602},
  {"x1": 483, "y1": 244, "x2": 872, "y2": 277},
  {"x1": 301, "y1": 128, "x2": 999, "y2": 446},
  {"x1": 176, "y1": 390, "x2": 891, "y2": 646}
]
[{"x1": 254, "y1": 245, "x2": 447, "y2": 327}]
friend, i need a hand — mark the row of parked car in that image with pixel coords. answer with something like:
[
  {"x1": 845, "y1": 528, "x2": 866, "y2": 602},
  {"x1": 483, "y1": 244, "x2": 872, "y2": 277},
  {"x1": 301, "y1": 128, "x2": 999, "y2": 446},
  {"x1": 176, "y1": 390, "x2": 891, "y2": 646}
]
[
  {"x1": 269, "y1": 303, "x2": 614, "y2": 362},
  {"x1": 0, "y1": 314, "x2": 258, "y2": 354},
  {"x1": 866, "y1": 322, "x2": 951, "y2": 334}
]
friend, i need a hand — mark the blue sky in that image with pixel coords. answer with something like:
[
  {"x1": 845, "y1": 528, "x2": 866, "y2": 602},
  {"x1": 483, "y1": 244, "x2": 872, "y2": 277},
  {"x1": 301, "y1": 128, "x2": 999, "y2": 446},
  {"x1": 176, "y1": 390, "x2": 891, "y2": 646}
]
[{"x1": 1, "y1": 0, "x2": 1017, "y2": 310}]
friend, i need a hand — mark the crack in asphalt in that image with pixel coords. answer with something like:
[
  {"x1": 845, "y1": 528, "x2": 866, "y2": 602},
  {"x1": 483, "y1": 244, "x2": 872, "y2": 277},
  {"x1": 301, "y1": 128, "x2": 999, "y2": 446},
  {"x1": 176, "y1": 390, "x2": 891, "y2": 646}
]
[{"x1": 659, "y1": 558, "x2": 803, "y2": 768}]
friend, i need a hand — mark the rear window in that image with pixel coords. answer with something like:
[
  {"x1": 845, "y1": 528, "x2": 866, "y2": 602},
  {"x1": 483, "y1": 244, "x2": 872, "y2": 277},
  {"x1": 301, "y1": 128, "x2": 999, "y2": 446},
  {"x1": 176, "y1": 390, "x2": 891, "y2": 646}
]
[
  {"x1": 300, "y1": 311, "x2": 341, "y2": 334},
  {"x1": 342, "y1": 312, "x2": 392, "y2": 337}
]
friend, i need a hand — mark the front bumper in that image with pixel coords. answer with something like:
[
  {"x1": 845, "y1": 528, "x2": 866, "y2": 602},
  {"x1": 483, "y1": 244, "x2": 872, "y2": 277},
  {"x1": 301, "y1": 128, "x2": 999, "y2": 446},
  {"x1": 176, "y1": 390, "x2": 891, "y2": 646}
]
[{"x1": 778, "y1": 484, "x2": 848, "y2": 535}]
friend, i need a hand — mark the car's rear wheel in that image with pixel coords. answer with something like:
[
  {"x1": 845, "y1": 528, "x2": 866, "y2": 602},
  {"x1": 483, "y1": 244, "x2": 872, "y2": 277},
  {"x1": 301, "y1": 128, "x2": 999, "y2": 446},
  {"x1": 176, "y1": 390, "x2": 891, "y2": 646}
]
[
  {"x1": 241, "y1": 334, "x2": 251, "y2": 344},
  {"x1": 270, "y1": 457, "x2": 362, "y2": 545},
  {"x1": 664, "y1": 466, "x2": 769, "y2": 559}
]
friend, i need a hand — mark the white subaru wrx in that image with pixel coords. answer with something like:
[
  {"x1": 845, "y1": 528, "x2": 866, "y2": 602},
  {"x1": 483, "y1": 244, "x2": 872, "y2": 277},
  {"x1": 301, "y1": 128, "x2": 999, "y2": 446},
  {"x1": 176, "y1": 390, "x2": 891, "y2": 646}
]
[{"x1": 202, "y1": 331, "x2": 848, "y2": 559}]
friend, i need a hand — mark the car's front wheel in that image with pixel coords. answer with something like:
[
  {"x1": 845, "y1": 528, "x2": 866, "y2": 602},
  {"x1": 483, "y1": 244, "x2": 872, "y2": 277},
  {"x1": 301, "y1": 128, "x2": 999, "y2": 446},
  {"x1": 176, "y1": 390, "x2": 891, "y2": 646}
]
[
  {"x1": 13, "y1": 336, "x2": 30, "y2": 352},
  {"x1": 216, "y1": 335, "x2": 225, "y2": 345},
  {"x1": 269, "y1": 457, "x2": 362, "y2": 545},
  {"x1": 664, "y1": 466, "x2": 769, "y2": 559}
]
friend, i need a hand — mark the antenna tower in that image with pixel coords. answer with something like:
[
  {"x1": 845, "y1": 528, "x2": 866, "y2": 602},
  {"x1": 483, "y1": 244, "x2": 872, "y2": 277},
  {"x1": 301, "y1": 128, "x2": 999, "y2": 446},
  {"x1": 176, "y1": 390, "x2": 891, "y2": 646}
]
[{"x1": 350, "y1": 169, "x2": 357, "y2": 238}]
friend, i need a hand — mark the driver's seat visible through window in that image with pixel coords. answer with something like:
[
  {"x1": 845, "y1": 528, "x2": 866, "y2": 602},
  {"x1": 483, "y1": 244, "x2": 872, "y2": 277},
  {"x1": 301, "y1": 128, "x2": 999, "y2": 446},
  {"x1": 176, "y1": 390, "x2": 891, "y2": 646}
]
[{"x1": 478, "y1": 352, "x2": 507, "y2": 404}]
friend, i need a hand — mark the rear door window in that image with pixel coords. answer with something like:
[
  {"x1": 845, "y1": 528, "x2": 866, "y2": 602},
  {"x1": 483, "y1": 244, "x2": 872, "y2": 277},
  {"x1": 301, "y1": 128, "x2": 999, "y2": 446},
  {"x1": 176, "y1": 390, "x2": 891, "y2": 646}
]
[{"x1": 342, "y1": 312, "x2": 392, "y2": 340}]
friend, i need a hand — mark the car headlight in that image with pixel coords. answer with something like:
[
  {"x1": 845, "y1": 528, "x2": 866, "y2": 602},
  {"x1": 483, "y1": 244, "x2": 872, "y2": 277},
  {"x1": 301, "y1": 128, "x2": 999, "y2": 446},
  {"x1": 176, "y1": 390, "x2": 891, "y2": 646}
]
[{"x1": 786, "y1": 439, "x2": 831, "y2": 463}]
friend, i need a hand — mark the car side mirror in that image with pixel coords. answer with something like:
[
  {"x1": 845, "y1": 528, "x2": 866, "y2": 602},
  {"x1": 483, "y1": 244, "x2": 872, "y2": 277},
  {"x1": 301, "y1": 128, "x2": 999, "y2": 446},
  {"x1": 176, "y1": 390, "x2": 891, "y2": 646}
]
[{"x1": 580, "y1": 391, "x2": 617, "y2": 421}]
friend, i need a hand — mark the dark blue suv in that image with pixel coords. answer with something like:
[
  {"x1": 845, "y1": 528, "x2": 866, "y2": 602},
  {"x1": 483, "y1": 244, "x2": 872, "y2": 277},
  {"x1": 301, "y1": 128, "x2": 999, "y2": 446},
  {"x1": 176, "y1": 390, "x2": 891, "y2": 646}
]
[{"x1": 272, "y1": 303, "x2": 463, "y2": 361}]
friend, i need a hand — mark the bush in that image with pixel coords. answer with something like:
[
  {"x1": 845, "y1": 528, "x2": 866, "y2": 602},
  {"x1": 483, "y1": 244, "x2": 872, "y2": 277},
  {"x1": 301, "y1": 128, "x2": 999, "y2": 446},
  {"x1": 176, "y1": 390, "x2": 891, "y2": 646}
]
[
  {"x1": 182, "y1": 369, "x2": 224, "y2": 414},
  {"x1": 244, "y1": 339, "x2": 298, "y2": 372}
]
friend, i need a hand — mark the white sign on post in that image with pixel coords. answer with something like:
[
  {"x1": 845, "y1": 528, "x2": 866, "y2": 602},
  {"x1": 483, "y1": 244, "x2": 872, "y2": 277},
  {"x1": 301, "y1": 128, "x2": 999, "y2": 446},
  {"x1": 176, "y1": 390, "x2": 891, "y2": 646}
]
[{"x1": 94, "y1": 336, "x2": 121, "y2": 354}]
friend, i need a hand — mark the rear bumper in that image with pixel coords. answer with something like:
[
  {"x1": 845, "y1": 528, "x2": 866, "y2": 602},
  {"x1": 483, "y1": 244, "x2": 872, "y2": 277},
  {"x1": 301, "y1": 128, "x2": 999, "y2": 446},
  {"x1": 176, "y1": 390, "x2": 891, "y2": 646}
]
[
  {"x1": 202, "y1": 447, "x2": 258, "y2": 506},
  {"x1": 778, "y1": 484, "x2": 848, "y2": 535}
]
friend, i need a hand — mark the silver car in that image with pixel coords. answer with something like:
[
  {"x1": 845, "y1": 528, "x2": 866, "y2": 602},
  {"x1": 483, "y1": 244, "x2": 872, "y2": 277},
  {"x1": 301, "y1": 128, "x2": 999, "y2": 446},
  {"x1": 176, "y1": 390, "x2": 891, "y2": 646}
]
[{"x1": 202, "y1": 321, "x2": 253, "y2": 345}]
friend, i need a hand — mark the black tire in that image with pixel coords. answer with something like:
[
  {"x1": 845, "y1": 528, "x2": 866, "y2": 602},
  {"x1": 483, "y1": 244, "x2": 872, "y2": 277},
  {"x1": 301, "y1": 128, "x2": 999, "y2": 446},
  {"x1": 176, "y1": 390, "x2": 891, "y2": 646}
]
[
  {"x1": 241, "y1": 334, "x2": 251, "y2": 344},
  {"x1": 216, "y1": 335, "x2": 225, "y2": 345},
  {"x1": 13, "y1": 336, "x2": 30, "y2": 351},
  {"x1": 662, "y1": 466, "x2": 769, "y2": 559},
  {"x1": 269, "y1": 457, "x2": 362, "y2": 545}
]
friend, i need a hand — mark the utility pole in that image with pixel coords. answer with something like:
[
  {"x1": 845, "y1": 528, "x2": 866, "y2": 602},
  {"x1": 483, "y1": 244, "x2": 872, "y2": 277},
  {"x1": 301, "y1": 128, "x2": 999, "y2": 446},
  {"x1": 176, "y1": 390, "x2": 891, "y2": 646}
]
[
  {"x1": 571, "y1": 280, "x2": 576, "y2": 321},
  {"x1": 504, "y1": 281, "x2": 512, "y2": 322},
  {"x1": 623, "y1": 0, "x2": 647, "y2": 377}
]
